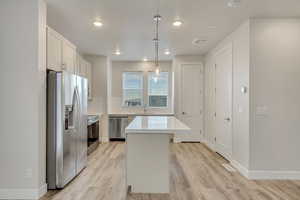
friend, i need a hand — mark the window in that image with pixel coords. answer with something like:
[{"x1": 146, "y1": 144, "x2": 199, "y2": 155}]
[
  {"x1": 122, "y1": 72, "x2": 143, "y2": 107},
  {"x1": 148, "y1": 72, "x2": 169, "y2": 107}
]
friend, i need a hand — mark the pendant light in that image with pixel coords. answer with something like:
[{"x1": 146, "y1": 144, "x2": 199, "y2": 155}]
[{"x1": 153, "y1": 14, "x2": 161, "y2": 75}]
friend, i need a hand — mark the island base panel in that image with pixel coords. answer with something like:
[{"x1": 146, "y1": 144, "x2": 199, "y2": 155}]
[{"x1": 126, "y1": 133, "x2": 170, "y2": 193}]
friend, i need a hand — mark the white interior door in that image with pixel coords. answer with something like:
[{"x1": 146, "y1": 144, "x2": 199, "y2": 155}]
[
  {"x1": 215, "y1": 45, "x2": 233, "y2": 160},
  {"x1": 179, "y1": 64, "x2": 204, "y2": 142}
]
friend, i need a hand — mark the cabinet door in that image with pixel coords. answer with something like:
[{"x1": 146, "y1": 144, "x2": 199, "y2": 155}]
[
  {"x1": 86, "y1": 62, "x2": 92, "y2": 100},
  {"x1": 79, "y1": 58, "x2": 87, "y2": 77},
  {"x1": 178, "y1": 64, "x2": 204, "y2": 142},
  {"x1": 47, "y1": 28, "x2": 62, "y2": 71},
  {"x1": 62, "y1": 40, "x2": 76, "y2": 74},
  {"x1": 75, "y1": 53, "x2": 81, "y2": 76}
]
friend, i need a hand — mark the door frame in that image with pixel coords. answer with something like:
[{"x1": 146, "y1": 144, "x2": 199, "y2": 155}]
[
  {"x1": 213, "y1": 43, "x2": 233, "y2": 161},
  {"x1": 176, "y1": 62, "x2": 204, "y2": 143}
]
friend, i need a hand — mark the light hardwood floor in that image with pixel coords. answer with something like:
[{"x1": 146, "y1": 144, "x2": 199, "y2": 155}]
[{"x1": 41, "y1": 142, "x2": 300, "y2": 200}]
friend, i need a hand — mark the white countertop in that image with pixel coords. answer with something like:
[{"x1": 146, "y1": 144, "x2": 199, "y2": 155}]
[
  {"x1": 125, "y1": 116, "x2": 191, "y2": 134},
  {"x1": 109, "y1": 113, "x2": 174, "y2": 117}
]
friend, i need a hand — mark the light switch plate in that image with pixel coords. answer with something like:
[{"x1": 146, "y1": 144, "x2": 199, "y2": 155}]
[
  {"x1": 238, "y1": 105, "x2": 243, "y2": 113},
  {"x1": 256, "y1": 106, "x2": 268, "y2": 116}
]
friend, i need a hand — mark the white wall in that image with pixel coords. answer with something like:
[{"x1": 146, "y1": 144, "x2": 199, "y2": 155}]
[
  {"x1": 38, "y1": 0, "x2": 47, "y2": 192},
  {"x1": 84, "y1": 55, "x2": 108, "y2": 115},
  {"x1": 204, "y1": 57, "x2": 216, "y2": 149},
  {"x1": 109, "y1": 61, "x2": 173, "y2": 114},
  {"x1": 204, "y1": 21, "x2": 250, "y2": 169},
  {"x1": 84, "y1": 55, "x2": 110, "y2": 142},
  {"x1": 205, "y1": 19, "x2": 300, "y2": 178},
  {"x1": 250, "y1": 19, "x2": 300, "y2": 171},
  {"x1": 0, "y1": 0, "x2": 47, "y2": 199}
]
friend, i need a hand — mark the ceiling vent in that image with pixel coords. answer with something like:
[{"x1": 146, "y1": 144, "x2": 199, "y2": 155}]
[{"x1": 227, "y1": 0, "x2": 242, "y2": 8}]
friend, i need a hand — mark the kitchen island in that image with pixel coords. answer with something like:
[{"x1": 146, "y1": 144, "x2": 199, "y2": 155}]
[{"x1": 125, "y1": 116, "x2": 190, "y2": 194}]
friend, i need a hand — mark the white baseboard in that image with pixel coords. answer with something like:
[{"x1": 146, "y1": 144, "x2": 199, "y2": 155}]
[
  {"x1": 0, "y1": 183, "x2": 47, "y2": 200},
  {"x1": 101, "y1": 137, "x2": 109, "y2": 143},
  {"x1": 231, "y1": 160, "x2": 300, "y2": 180},
  {"x1": 38, "y1": 183, "x2": 48, "y2": 198},
  {"x1": 248, "y1": 170, "x2": 300, "y2": 180},
  {"x1": 202, "y1": 142, "x2": 300, "y2": 180},
  {"x1": 173, "y1": 137, "x2": 181, "y2": 143},
  {"x1": 173, "y1": 138, "x2": 202, "y2": 143},
  {"x1": 230, "y1": 160, "x2": 250, "y2": 178},
  {"x1": 203, "y1": 140, "x2": 216, "y2": 151}
]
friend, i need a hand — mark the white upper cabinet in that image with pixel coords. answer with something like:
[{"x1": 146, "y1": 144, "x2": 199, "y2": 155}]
[
  {"x1": 75, "y1": 53, "x2": 81, "y2": 75},
  {"x1": 76, "y1": 54, "x2": 93, "y2": 100},
  {"x1": 47, "y1": 26, "x2": 93, "y2": 100},
  {"x1": 47, "y1": 26, "x2": 76, "y2": 73},
  {"x1": 47, "y1": 27, "x2": 62, "y2": 71},
  {"x1": 80, "y1": 58, "x2": 88, "y2": 77},
  {"x1": 62, "y1": 40, "x2": 76, "y2": 73},
  {"x1": 77, "y1": 55, "x2": 87, "y2": 77},
  {"x1": 86, "y1": 62, "x2": 92, "y2": 100}
]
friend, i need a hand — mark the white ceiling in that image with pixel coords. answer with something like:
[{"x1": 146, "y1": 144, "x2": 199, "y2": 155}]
[{"x1": 46, "y1": 0, "x2": 300, "y2": 61}]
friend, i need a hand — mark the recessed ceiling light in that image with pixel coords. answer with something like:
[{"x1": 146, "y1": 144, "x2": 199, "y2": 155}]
[
  {"x1": 114, "y1": 50, "x2": 121, "y2": 55},
  {"x1": 143, "y1": 57, "x2": 148, "y2": 62},
  {"x1": 227, "y1": 0, "x2": 241, "y2": 7},
  {"x1": 164, "y1": 49, "x2": 171, "y2": 55},
  {"x1": 173, "y1": 20, "x2": 183, "y2": 27},
  {"x1": 93, "y1": 20, "x2": 103, "y2": 27}
]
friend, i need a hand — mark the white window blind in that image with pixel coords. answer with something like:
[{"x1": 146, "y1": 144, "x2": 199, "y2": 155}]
[
  {"x1": 122, "y1": 72, "x2": 143, "y2": 107},
  {"x1": 148, "y1": 72, "x2": 169, "y2": 107}
]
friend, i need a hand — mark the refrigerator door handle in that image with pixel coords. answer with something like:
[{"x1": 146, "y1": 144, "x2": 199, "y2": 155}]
[{"x1": 74, "y1": 87, "x2": 81, "y2": 132}]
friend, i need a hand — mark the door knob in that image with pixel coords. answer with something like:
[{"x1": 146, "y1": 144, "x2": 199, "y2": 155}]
[
  {"x1": 224, "y1": 117, "x2": 230, "y2": 121},
  {"x1": 182, "y1": 112, "x2": 186, "y2": 115}
]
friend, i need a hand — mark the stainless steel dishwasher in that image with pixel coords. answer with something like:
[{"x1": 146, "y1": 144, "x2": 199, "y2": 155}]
[{"x1": 109, "y1": 116, "x2": 129, "y2": 140}]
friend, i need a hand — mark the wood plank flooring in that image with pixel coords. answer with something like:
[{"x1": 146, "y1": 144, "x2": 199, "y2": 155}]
[{"x1": 40, "y1": 142, "x2": 300, "y2": 200}]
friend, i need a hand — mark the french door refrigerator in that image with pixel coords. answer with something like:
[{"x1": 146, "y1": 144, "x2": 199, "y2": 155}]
[{"x1": 47, "y1": 70, "x2": 88, "y2": 189}]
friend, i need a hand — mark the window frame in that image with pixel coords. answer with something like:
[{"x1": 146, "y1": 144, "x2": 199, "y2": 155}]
[
  {"x1": 121, "y1": 71, "x2": 144, "y2": 108},
  {"x1": 121, "y1": 70, "x2": 171, "y2": 109},
  {"x1": 147, "y1": 71, "x2": 169, "y2": 108}
]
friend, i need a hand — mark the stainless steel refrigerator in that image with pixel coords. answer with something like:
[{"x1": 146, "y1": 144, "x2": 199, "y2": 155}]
[{"x1": 47, "y1": 70, "x2": 88, "y2": 189}]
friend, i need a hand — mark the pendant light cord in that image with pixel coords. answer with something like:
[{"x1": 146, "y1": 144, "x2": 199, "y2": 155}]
[
  {"x1": 153, "y1": 0, "x2": 161, "y2": 74},
  {"x1": 155, "y1": 17, "x2": 159, "y2": 67}
]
